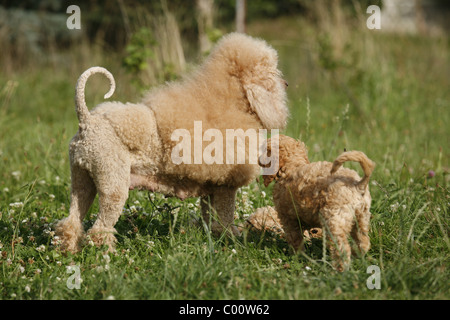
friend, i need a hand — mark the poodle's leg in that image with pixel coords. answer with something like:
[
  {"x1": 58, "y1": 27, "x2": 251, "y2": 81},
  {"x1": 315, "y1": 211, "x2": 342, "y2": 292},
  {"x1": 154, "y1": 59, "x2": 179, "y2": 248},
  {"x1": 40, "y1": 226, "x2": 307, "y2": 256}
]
[
  {"x1": 200, "y1": 194, "x2": 215, "y2": 230},
  {"x1": 87, "y1": 160, "x2": 130, "y2": 252},
  {"x1": 351, "y1": 206, "x2": 371, "y2": 256},
  {"x1": 55, "y1": 166, "x2": 97, "y2": 253},
  {"x1": 201, "y1": 187, "x2": 240, "y2": 236},
  {"x1": 277, "y1": 210, "x2": 304, "y2": 252}
]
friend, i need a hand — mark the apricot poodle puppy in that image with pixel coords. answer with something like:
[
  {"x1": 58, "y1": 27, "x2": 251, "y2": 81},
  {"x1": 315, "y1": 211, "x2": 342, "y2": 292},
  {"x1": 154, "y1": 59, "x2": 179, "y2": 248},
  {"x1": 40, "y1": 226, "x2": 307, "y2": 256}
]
[
  {"x1": 55, "y1": 33, "x2": 289, "y2": 253},
  {"x1": 259, "y1": 135, "x2": 375, "y2": 271}
]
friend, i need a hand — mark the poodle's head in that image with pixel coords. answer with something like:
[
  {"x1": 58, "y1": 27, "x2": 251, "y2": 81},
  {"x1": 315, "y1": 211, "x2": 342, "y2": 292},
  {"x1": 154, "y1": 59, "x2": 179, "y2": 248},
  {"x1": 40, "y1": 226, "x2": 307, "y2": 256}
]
[
  {"x1": 206, "y1": 33, "x2": 289, "y2": 130},
  {"x1": 258, "y1": 135, "x2": 309, "y2": 187}
]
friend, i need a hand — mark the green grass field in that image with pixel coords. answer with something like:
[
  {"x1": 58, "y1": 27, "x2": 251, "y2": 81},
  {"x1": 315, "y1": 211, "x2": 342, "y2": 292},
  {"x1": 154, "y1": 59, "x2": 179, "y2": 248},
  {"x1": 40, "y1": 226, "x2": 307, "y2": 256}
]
[{"x1": 0, "y1": 15, "x2": 449, "y2": 300}]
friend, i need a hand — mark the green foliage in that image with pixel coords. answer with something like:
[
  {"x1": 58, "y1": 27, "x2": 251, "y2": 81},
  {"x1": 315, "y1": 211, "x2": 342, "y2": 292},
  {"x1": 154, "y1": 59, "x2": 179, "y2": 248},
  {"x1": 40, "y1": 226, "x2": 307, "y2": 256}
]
[
  {"x1": 122, "y1": 27, "x2": 156, "y2": 89},
  {"x1": 122, "y1": 23, "x2": 183, "y2": 91},
  {"x1": 123, "y1": 28, "x2": 156, "y2": 74},
  {"x1": 207, "y1": 28, "x2": 224, "y2": 44},
  {"x1": 216, "y1": 0, "x2": 306, "y2": 23},
  {"x1": 317, "y1": 34, "x2": 340, "y2": 72}
]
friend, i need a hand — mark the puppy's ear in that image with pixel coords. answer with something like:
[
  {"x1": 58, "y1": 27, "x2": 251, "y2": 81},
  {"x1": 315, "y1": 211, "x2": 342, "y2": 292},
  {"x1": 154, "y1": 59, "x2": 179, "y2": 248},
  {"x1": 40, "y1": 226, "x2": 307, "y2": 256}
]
[
  {"x1": 258, "y1": 137, "x2": 280, "y2": 187},
  {"x1": 244, "y1": 72, "x2": 289, "y2": 130},
  {"x1": 258, "y1": 151, "x2": 277, "y2": 187},
  {"x1": 262, "y1": 174, "x2": 276, "y2": 187}
]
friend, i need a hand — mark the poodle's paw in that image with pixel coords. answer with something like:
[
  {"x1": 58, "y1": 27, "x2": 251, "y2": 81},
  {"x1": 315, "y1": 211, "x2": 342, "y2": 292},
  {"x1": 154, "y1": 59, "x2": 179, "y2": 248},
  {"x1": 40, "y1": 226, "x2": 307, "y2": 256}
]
[
  {"x1": 205, "y1": 220, "x2": 241, "y2": 237},
  {"x1": 86, "y1": 227, "x2": 117, "y2": 253},
  {"x1": 230, "y1": 225, "x2": 242, "y2": 237},
  {"x1": 54, "y1": 217, "x2": 84, "y2": 253}
]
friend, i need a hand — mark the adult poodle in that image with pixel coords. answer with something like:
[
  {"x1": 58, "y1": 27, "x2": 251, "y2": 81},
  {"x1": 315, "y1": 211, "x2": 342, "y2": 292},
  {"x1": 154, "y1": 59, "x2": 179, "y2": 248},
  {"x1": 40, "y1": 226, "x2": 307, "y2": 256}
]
[{"x1": 55, "y1": 33, "x2": 289, "y2": 252}]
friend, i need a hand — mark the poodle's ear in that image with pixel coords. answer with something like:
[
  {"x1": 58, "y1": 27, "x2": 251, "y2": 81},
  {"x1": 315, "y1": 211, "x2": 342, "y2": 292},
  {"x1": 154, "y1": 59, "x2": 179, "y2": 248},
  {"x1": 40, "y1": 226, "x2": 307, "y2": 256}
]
[
  {"x1": 244, "y1": 73, "x2": 289, "y2": 130},
  {"x1": 210, "y1": 33, "x2": 288, "y2": 129}
]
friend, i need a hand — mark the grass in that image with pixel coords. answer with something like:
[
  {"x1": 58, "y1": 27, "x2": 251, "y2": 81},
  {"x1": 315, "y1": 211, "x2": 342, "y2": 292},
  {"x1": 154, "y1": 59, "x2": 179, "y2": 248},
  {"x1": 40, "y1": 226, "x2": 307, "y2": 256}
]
[{"x1": 0, "y1": 13, "x2": 449, "y2": 300}]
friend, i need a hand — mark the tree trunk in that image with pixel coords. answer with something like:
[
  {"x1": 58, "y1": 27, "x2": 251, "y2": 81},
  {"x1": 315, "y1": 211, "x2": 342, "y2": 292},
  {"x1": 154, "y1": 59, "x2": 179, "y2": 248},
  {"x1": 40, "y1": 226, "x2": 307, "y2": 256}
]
[
  {"x1": 196, "y1": 0, "x2": 214, "y2": 54},
  {"x1": 236, "y1": 0, "x2": 246, "y2": 33}
]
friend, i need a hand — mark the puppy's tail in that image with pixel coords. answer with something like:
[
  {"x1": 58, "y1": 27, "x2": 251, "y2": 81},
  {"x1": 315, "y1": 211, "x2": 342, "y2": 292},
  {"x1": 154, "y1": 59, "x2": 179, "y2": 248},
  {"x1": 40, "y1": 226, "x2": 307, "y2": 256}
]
[
  {"x1": 330, "y1": 151, "x2": 375, "y2": 190},
  {"x1": 75, "y1": 66, "x2": 116, "y2": 127}
]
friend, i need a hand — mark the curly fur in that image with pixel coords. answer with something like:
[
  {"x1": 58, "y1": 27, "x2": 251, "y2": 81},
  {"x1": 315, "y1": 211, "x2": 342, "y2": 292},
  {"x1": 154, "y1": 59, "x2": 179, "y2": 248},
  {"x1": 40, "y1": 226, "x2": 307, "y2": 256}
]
[
  {"x1": 245, "y1": 206, "x2": 284, "y2": 235},
  {"x1": 259, "y1": 135, "x2": 375, "y2": 271},
  {"x1": 55, "y1": 33, "x2": 289, "y2": 253}
]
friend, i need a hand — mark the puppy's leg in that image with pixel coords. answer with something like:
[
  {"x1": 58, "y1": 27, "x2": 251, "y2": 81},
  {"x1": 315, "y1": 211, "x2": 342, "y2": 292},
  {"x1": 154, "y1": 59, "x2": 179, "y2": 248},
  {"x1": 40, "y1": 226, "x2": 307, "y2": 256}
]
[
  {"x1": 55, "y1": 165, "x2": 96, "y2": 253},
  {"x1": 201, "y1": 187, "x2": 240, "y2": 236},
  {"x1": 87, "y1": 157, "x2": 130, "y2": 252},
  {"x1": 327, "y1": 231, "x2": 351, "y2": 272},
  {"x1": 351, "y1": 206, "x2": 371, "y2": 256},
  {"x1": 278, "y1": 211, "x2": 304, "y2": 252},
  {"x1": 322, "y1": 208, "x2": 353, "y2": 272}
]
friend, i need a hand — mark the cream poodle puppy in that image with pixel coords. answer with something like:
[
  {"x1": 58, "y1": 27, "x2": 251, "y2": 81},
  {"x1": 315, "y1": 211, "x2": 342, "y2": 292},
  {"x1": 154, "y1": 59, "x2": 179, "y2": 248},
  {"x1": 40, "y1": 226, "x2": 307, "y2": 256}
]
[
  {"x1": 55, "y1": 33, "x2": 289, "y2": 253},
  {"x1": 259, "y1": 135, "x2": 375, "y2": 271}
]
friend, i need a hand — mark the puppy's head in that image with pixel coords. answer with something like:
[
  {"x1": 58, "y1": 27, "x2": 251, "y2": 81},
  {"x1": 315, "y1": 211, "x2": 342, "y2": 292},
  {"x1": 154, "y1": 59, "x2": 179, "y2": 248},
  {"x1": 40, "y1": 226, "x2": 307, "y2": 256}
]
[
  {"x1": 209, "y1": 33, "x2": 289, "y2": 130},
  {"x1": 259, "y1": 135, "x2": 309, "y2": 187}
]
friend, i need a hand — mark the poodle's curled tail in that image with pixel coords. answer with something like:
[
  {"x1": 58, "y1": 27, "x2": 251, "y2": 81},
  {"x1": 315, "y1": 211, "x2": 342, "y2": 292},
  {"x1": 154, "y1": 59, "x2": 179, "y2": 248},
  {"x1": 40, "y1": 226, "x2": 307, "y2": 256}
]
[
  {"x1": 330, "y1": 151, "x2": 375, "y2": 190},
  {"x1": 75, "y1": 66, "x2": 115, "y2": 126}
]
